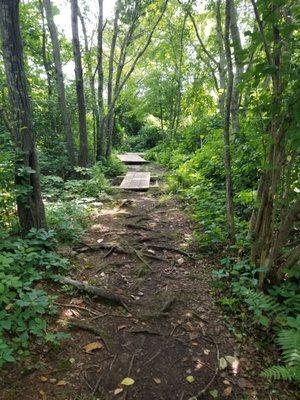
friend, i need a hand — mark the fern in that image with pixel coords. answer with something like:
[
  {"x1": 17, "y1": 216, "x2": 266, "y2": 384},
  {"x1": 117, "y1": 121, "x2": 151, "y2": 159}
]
[
  {"x1": 238, "y1": 288, "x2": 284, "y2": 327},
  {"x1": 278, "y1": 329, "x2": 300, "y2": 366},
  {"x1": 243, "y1": 289, "x2": 283, "y2": 315},
  {"x1": 261, "y1": 328, "x2": 300, "y2": 382},
  {"x1": 261, "y1": 365, "x2": 297, "y2": 381}
]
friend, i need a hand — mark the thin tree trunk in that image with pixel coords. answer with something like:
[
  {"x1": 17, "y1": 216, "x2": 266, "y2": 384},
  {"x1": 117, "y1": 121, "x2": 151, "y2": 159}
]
[
  {"x1": 97, "y1": 0, "x2": 105, "y2": 160},
  {"x1": 223, "y1": 0, "x2": 236, "y2": 244},
  {"x1": 105, "y1": 0, "x2": 169, "y2": 157},
  {"x1": 71, "y1": 0, "x2": 88, "y2": 167},
  {"x1": 0, "y1": 0, "x2": 46, "y2": 233},
  {"x1": 248, "y1": 2, "x2": 288, "y2": 288},
  {"x1": 105, "y1": 0, "x2": 121, "y2": 159},
  {"x1": 38, "y1": 0, "x2": 56, "y2": 133},
  {"x1": 229, "y1": 0, "x2": 243, "y2": 136},
  {"x1": 43, "y1": 0, "x2": 75, "y2": 165},
  {"x1": 78, "y1": 6, "x2": 99, "y2": 162},
  {"x1": 216, "y1": 0, "x2": 226, "y2": 116}
]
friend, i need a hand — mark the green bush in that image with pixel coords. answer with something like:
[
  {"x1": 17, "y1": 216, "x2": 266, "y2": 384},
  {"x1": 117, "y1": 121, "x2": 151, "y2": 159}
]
[
  {"x1": 125, "y1": 125, "x2": 162, "y2": 151},
  {"x1": 0, "y1": 229, "x2": 69, "y2": 368},
  {"x1": 46, "y1": 201, "x2": 89, "y2": 243}
]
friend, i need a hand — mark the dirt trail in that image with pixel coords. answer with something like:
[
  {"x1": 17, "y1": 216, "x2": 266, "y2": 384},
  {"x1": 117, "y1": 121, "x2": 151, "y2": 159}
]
[{"x1": 0, "y1": 162, "x2": 281, "y2": 400}]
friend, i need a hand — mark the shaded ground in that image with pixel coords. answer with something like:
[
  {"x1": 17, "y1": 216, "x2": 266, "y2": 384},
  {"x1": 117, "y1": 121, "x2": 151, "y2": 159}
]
[{"x1": 0, "y1": 162, "x2": 296, "y2": 400}]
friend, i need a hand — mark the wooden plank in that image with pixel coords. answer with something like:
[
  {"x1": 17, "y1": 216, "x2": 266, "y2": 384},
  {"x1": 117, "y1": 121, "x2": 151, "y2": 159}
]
[
  {"x1": 117, "y1": 153, "x2": 149, "y2": 164},
  {"x1": 120, "y1": 172, "x2": 150, "y2": 190}
]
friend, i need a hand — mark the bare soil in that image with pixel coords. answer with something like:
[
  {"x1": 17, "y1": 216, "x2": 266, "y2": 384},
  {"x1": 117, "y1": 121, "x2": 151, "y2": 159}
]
[{"x1": 0, "y1": 162, "x2": 296, "y2": 400}]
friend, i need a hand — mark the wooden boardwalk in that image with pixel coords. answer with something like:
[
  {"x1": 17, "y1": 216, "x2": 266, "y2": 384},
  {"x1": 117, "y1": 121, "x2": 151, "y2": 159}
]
[
  {"x1": 120, "y1": 172, "x2": 150, "y2": 190},
  {"x1": 117, "y1": 153, "x2": 149, "y2": 164}
]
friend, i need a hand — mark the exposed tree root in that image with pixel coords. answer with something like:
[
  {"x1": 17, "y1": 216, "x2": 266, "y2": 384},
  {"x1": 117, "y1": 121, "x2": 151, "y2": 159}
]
[
  {"x1": 147, "y1": 244, "x2": 196, "y2": 260},
  {"x1": 61, "y1": 277, "x2": 128, "y2": 309}
]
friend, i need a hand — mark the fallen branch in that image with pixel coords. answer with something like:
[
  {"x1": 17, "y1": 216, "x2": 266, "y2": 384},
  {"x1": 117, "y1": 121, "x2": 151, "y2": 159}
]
[
  {"x1": 54, "y1": 302, "x2": 100, "y2": 316},
  {"x1": 134, "y1": 250, "x2": 153, "y2": 271},
  {"x1": 148, "y1": 244, "x2": 196, "y2": 260},
  {"x1": 61, "y1": 277, "x2": 128, "y2": 309},
  {"x1": 73, "y1": 242, "x2": 129, "y2": 255},
  {"x1": 125, "y1": 223, "x2": 153, "y2": 231}
]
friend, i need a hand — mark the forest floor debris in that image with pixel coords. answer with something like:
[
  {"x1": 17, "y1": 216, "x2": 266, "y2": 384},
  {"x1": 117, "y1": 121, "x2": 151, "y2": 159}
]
[{"x1": 0, "y1": 162, "x2": 296, "y2": 400}]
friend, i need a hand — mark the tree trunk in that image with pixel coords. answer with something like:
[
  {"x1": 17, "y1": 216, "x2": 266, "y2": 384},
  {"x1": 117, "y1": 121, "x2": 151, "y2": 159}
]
[
  {"x1": 215, "y1": 0, "x2": 226, "y2": 117},
  {"x1": 105, "y1": 0, "x2": 121, "y2": 159},
  {"x1": 78, "y1": 6, "x2": 99, "y2": 162},
  {"x1": 96, "y1": 0, "x2": 105, "y2": 160},
  {"x1": 38, "y1": 0, "x2": 56, "y2": 134},
  {"x1": 0, "y1": 0, "x2": 46, "y2": 233},
  {"x1": 229, "y1": 0, "x2": 243, "y2": 136},
  {"x1": 71, "y1": 0, "x2": 88, "y2": 167},
  {"x1": 43, "y1": 0, "x2": 75, "y2": 165},
  {"x1": 223, "y1": 0, "x2": 236, "y2": 244}
]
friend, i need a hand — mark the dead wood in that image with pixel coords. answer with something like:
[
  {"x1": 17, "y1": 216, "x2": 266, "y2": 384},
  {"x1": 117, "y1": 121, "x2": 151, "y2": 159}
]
[
  {"x1": 125, "y1": 223, "x2": 153, "y2": 231},
  {"x1": 147, "y1": 244, "x2": 196, "y2": 260},
  {"x1": 67, "y1": 318, "x2": 106, "y2": 338},
  {"x1": 61, "y1": 277, "x2": 127, "y2": 309},
  {"x1": 134, "y1": 250, "x2": 153, "y2": 271},
  {"x1": 73, "y1": 242, "x2": 129, "y2": 255}
]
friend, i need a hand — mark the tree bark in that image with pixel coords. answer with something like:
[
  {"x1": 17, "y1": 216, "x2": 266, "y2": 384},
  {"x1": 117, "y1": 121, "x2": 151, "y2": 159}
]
[
  {"x1": 105, "y1": 0, "x2": 121, "y2": 159},
  {"x1": 71, "y1": 0, "x2": 88, "y2": 167},
  {"x1": 0, "y1": 0, "x2": 46, "y2": 233},
  {"x1": 78, "y1": 5, "x2": 100, "y2": 162},
  {"x1": 223, "y1": 0, "x2": 236, "y2": 244},
  {"x1": 229, "y1": 0, "x2": 243, "y2": 136},
  {"x1": 96, "y1": 0, "x2": 105, "y2": 160},
  {"x1": 43, "y1": 0, "x2": 75, "y2": 165},
  {"x1": 38, "y1": 0, "x2": 56, "y2": 134},
  {"x1": 216, "y1": 0, "x2": 226, "y2": 117}
]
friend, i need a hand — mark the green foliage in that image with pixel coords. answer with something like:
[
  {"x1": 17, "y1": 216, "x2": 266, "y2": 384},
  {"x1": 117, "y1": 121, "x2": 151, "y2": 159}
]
[
  {"x1": 125, "y1": 125, "x2": 162, "y2": 151},
  {"x1": 261, "y1": 321, "x2": 300, "y2": 382},
  {"x1": 213, "y1": 256, "x2": 300, "y2": 382},
  {"x1": 46, "y1": 201, "x2": 89, "y2": 243},
  {"x1": 0, "y1": 229, "x2": 69, "y2": 368}
]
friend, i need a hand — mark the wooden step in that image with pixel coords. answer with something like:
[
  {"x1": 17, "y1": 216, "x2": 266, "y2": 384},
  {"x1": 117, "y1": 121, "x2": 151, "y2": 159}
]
[
  {"x1": 120, "y1": 172, "x2": 150, "y2": 190},
  {"x1": 117, "y1": 153, "x2": 149, "y2": 164}
]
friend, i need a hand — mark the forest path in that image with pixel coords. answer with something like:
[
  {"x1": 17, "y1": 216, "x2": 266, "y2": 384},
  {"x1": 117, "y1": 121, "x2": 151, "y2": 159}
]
[{"x1": 2, "y1": 162, "x2": 262, "y2": 400}]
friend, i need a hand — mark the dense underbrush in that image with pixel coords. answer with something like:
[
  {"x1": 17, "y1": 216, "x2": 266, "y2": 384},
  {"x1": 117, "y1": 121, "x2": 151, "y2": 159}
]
[
  {"x1": 0, "y1": 229, "x2": 69, "y2": 368},
  {"x1": 0, "y1": 152, "x2": 125, "y2": 367},
  {"x1": 148, "y1": 127, "x2": 300, "y2": 383}
]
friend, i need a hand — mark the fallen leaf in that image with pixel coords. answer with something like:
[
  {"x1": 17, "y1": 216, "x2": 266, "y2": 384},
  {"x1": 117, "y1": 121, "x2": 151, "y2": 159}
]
[
  {"x1": 223, "y1": 379, "x2": 230, "y2": 385},
  {"x1": 117, "y1": 325, "x2": 127, "y2": 331},
  {"x1": 120, "y1": 377, "x2": 135, "y2": 386},
  {"x1": 223, "y1": 386, "x2": 233, "y2": 397},
  {"x1": 39, "y1": 376, "x2": 48, "y2": 382},
  {"x1": 219, "y1": 357, "x2": 228, "y2": 370},
  {"x1": 209, "y1": 389, "x2": 218, "y2": 398},
  {"x1": 39, "y1": 390, "x2": 46, "y2": 400},
  {"x1": 225, "y1": 356, "x2": 239, "y2": 366},
  {"x1": 83, "y1": 341, "x2": 103, "y2": 353},
  {"x1": 71, "y1": 298, "x2": 84, "y2": 305},
  {"x1": 153, "y1": 378, "x2": 161, "y2": 384},
  {"x1": 186, "y1": 375, "x2": 195, "y2": 383},
  {"x1": 114, "y1": 388, "x2": 123, "y2": 395},
  {"x1": 56, "y1": 380, "x2": 67, "y2": 386}
]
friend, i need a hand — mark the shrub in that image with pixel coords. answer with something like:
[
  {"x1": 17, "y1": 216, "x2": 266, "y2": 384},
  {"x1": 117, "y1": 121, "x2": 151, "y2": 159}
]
[
  {"x1": 46, "y1": 201, "x2": 89, "y2": 243},
  {"x1": 0, "y1": 229, "x2": 69, "y2": 368}
]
